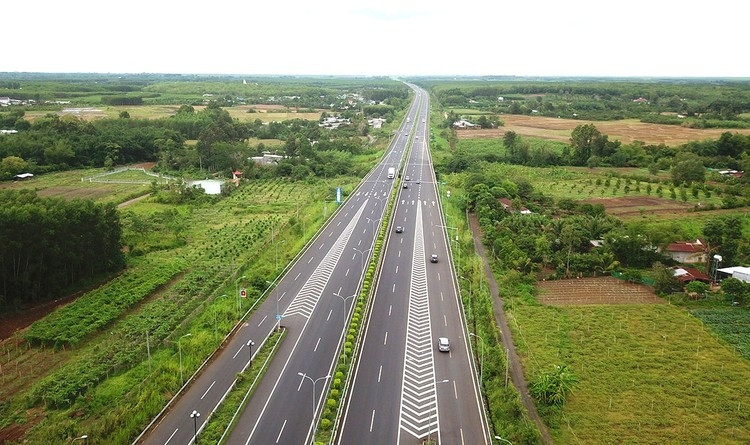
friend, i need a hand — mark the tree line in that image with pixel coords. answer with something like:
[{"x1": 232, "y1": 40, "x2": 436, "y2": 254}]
[{"x1": 0, "y1": 190, "x2": 124, "y2": 309}]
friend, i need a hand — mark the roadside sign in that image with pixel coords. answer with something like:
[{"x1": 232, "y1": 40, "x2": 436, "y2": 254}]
[
  {"x1": 336, "y1": 187, "x2": 342, "y2": 203},
  {"x1": 240, "y1": 288, "x2": 247, "y2": 298},
  {"x1": 276, "y1": 314, "x2": 283, "y2": 320}
]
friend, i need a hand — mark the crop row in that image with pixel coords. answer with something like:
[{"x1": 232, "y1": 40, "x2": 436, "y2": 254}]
[
  {"x1": 27, "y1": 259, "x2": 231, "y2": 408},
  {"x1": 24, "y1": 258, "x2": 186, "y2": 347},
  {"x1": 690, "y1": 308, "x2": 750, "y2": 360}
]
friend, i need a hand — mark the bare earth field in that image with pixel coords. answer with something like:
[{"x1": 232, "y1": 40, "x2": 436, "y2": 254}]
[
  {"x1": 457, "y1": 115, "x2": 750, "y2": 146},
  {"x1": 580, "y1": 196, "x2": 693, "y2": 218},
  {"x1": 537, "y1": 277, "x2": 664, "y2": 305}
]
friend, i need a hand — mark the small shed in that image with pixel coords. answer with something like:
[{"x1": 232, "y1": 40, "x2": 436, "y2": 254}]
[{"x1": 13, "y1": 173, "x2": 34, "y2": 180}]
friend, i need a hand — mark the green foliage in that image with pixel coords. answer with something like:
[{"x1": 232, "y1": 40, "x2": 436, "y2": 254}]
[
  {"x1": 25, "y1": 258, "x2": 185, "y2": 346},
  {"x1": 0, "y1": 190, "x2": 125, "y2": 309},
  {"x1": 530, "y1": 364, "x2": 578, "y2": 407}
]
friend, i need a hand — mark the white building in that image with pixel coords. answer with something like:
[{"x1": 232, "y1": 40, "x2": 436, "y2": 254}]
[{"x1": 189, "y1": 179, "x2": 223, "y2": 195}]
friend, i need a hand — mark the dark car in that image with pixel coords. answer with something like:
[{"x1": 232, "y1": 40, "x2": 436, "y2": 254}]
[
  {"x1": 395, "y1": 226, "x2": 403, "y2": 233},
  {"x1": 403, "y1": 183, "x2": 408, "y2": 189}
]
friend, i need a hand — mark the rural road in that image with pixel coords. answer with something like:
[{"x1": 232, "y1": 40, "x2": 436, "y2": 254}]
[{"x1": 468, "y1": 213, "x2": 553, "y2": 444}]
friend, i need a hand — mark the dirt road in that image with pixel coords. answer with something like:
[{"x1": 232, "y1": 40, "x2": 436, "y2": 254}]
[{"x1": 468, "y1": 213, "x2": 553, "y2": 444}]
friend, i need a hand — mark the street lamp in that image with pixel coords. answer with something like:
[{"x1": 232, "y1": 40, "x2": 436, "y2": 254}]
[
  {"x1": 366, "y1": 217, "x2": 381, "y2": 239},
  {"x1": 235, "y1": 275, "x2": 246, "y2": 315},
  {"x1": 352, "y1": 247, "x2": 372, "y2": 272},
  {"x1": 246, "y1": 340, "x2": 255, "y2": 367},
  {"x1": 437, "y1": 224, "x2": 459, "y2": 272},
  {"x1": 214, "y1": 294, "x2": 227, "y2": 341},
  {"x1": 178, "y1": 333, "x2": 192, "y2": 387},
  {"x1": 469, "y1": 332, "x2": 485, "y2": 385},
  {"x1": 71, "y1": 435, "x2": 88, "y2": 443},
  {"x1": 190, "y1": 409, "x2": 201, "y2": 444},
  {"x1": 275, "y1": 240, "x2": 286, "y2": 272},
  {"x1": 267, "y1": 280, "x2": 282, "y2": 331},
  {"x1": 429, "y1": 379, "x2": 450, "y2": 444},
  {"x1": 297, "y1": 372, "x2": 331, "y2": 419},
  {"x1": 495, "y1": 435, "x2": 512, "y2": 445},
  {"x1": 711, "y1": 254, "x2": 723, "y2": 285}
]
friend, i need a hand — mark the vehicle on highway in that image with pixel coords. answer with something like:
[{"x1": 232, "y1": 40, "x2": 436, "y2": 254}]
[
  {"x1": 405, "y1": 175, "x2": 410, "y2": 181},
  {"x1": 403, "y1": 183, "x2": 408, "y2": 189},
  {"x1": 395, "y1": 226, "x2": 403, "y2": 233},
  {"x1": 430, "y1": 254, "x2": 438, "y2": 263},
  {"x1": 387, "y1": 167, "x2": 395, "y2": 179},
  {"x1": 438, "y1": 337, "x2": 450, "y2": 352}
]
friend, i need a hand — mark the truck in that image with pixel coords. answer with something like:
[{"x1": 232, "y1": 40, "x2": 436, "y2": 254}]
[{"x1": 387, "y1": 167, "x2": 395, "y2": 179}]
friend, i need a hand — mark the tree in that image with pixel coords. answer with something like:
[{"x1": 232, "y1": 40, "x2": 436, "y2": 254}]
[
  {"x1": 721, "y1": 278, "x2": 748, "y2": 304},
  {"x1": 570, "y1": 124, "x2": 601, "y2": 166},
  {"x1": 670, "y1": 152, "x2": 705, "y2": 185},
  {"x1": 44, "y1": 140, "x2": 75, "y2": 165},
  {"x1": 652, "y1": 262, "x2": 681, "y2": 295},
  {"x1": 685, "y1": 280, "x2": 709, "y2": 298},
  {"x1": 119, "y1": 110, "x2": 130, "y2": 119},
  {"x1": 1, "y1": 156, "x2": 29, "y2": 176}
]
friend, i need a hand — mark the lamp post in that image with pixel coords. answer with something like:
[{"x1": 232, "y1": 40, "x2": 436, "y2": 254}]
[
  {"x1": 190, "y1": 410, "x2": 201, "y2": 444},
  {"x1": 297, "y1": 372, "x2": 331, "y2": 419},
  {"x1": 437, "y1": 224, "x2": 459, "y2": 272},
  {"x1": 372, "y1": 196, "x2": 384, "y2": 217},
  {"x1": 235, "y1": 275, "x2": 246, "y2": 315},
  {"x1": 274, "y1": 240, "x2": 285, "y2": 272},
  {"x1": 246, "y1": 340, "x2": 255, "y2": 367},
  {"x1": 178, "y1": 333, "x2": 192, "y2": 387},
  {"x1": 352, "y1": 247, "x2": 372, "y2": 273},
  {"x1": 469, "y1": 332, "x2": 485, "y2": 385},
  {"x1": 366, "y1": 217, "x2": 381, "y2": 238},
  {"x1": 334, "y1": 292, "x2": 356, "y2": 362},
  {"x1": 495, "y1": 435, "x2": 512, "y2": 445},
  {"x1": 214, "y1": 294, "x2": 227, "y2": 341},
  {"x1": 71, "y1": 435, "x2": 88, "y2": 443},
  {"x1": 429, "y1": 379, "x2": 450, "y2": 444},
  {"x1": 267, "y1": 280, "x2": 282, "y2": 331}
]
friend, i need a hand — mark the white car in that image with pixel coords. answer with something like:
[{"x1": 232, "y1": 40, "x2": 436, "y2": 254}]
[{"x1": 438, "y1": 337, "x2": 450, "y2": 352}]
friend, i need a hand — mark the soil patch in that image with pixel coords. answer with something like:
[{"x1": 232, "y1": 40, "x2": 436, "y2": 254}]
[
  {"x1": 580, "y1": 196, "x2": 693, "y2": 218},
  {"x1": 537, "y1": 277, "x2": 663, "y2": 305},
  {"x1": 457, "y1": 115, "x2": 750, "y2": 146}
]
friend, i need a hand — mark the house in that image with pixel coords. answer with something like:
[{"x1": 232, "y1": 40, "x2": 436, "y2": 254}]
[
  {"x1": 589, "y1": 239, "x2": 605, "y2": 248},
  {"x1": 716, "y1": 266, "x2": 750, "y2": 284},
  {"x1": 0, "y1": 97, "x2": 11, "y2": 106},
  {"x1": 368, "y1": 117, "x2": 386, "y2": 129},
  {"x1": 498, "y1": 197, "x2": 532, "y2": 214},
  {"x1": 250, "y1": 152, "x2": 284, "y2": 166},
  {"x1": 13, "y1": 173, "x2": 33, "y2": 180},
  {"x1": 0, "y1": 129, "x2": 18, "y2": 135},
  {"x1": 664, "y1": 240, "x2": 707, "y2": 264},
  {"x1": 452, "y1": 119, "x2": 476, "y2": 129},
  {"x1": 673, "y1": 266, "x2": 710, "y2": 283},
  {"x1": 633, "y1": 97, "x2": 649, "y2": 103},
  {"x1": 189, "y1": 179, "x2": 223, "y2": 195}
]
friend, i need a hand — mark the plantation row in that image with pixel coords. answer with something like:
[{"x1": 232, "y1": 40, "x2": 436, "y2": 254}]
[
  {"x1": 690, "y1": 308, "x2": 750, "y2": 360},
  {"x1": 24, "y1": 258, "x2": 186, "y2": 347}
]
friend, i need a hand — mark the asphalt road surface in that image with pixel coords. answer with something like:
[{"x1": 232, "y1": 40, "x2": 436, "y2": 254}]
[
  {"x1": 337, "y1": 85, "x2": 490, "y2": 445},
  {"x1": 139, "y1": 93, "x2": 422, "y2": 445}
]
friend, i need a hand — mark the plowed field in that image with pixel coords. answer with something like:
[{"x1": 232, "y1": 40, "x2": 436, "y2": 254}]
[
  {"x1": 537, "y1": 277, "x2": 663, "y2": 305},
  {"x1": 457, "y1": 115, "x2": 750, "y2": 146}
]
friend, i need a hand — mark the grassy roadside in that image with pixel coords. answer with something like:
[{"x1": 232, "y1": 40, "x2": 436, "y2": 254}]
[{"x1": 198, "y1": 328, "x2": 287, "y2": 444}]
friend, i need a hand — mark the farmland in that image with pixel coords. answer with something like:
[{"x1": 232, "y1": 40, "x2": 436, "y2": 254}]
[
  {"x1": 0, "y1": 174, "x2": 363, "y2": 443},
  {"x1": 454, "y1": 114, "x2": 750, "y2": 146},
  {"x1": 510, "y1": 298, "x2": 750, "y2": 444}
]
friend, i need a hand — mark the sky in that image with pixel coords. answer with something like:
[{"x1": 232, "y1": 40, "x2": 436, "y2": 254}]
[{"x1": 5, "y1": 0, "x2": 748, "y2": 77}]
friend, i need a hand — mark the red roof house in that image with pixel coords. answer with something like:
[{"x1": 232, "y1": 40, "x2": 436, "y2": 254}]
[{"x1": 665, "y1": 240, "x2": 707, "y2": 264}]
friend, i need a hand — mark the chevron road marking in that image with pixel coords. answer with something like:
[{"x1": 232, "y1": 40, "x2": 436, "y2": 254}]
[{"x1": 398, "y1": 201, "x2": 439, "y2": 441}]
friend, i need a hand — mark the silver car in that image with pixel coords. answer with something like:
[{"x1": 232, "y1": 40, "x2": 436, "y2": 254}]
[{"x1": 438, "y1": 337, "x2": 450, "y2": 352}]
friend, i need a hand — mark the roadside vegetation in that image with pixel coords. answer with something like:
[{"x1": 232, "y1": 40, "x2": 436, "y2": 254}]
[
  {"x1": 425, "y1": 77, "x2": 750, "y2": 443},
  {"x1": 0, "y1": 75, "x2": 410, "y2": 444}
]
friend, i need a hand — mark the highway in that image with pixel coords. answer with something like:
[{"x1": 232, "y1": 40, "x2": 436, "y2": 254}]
[
  {"x1": 337, "y1": 86, "x2": 490, "y2": 445},
  {"x1": 139, "y1": 92, "x2": 422, "y2": 445}
]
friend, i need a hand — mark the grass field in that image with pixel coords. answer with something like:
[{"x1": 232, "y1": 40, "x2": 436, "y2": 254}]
[
  {"x1": 510, "y1": 299, "x2": 750, "y2": 444},
  {"x1": 0, "y1": 168, "x2": 151, "y2": 204},
  {"x1": 456, "y1": 115, "x2": 750, "y2": 146},
  {"x1": 24, "y1": 104, "x2": 323, "y2": 123}
]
